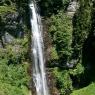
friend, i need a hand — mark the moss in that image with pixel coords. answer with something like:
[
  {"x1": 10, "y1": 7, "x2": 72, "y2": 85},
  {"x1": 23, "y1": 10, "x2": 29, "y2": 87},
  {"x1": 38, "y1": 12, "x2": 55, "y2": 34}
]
[
  {"x1": 50, "y1": 47, "x2": 59, "y2": 60},
  {"x1": 71, "y1": 83, "x2": 95, "y2": 95},
  {"x1": 0, "y1": 6, "x2": 16, "y2": 15}
]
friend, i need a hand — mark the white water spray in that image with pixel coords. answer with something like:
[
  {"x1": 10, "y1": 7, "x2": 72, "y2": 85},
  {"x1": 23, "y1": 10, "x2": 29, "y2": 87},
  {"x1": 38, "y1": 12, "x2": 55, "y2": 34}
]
[{"x1": 29, "y1": 1, "x2": 49, "y2": 95}]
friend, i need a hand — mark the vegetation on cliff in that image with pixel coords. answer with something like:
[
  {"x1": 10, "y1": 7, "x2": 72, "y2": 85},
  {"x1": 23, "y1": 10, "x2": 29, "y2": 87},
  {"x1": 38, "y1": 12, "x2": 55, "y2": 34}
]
[
  {"x1": 38, "y1": 0, "x2": 95, "y2": 95},
  {"x1": 0, "y1": 0, "x2": 30, "y2": 95},
  {"x1": 0, "y1": 0, "x2": 95, "y2": 95}
]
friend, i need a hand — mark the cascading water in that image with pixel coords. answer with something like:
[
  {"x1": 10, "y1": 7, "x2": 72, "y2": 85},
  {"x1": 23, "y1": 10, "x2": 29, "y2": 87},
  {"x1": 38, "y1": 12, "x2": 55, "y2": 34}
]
[{"x1": 29, "y1": 1, "x2": 49, "y2": 95}]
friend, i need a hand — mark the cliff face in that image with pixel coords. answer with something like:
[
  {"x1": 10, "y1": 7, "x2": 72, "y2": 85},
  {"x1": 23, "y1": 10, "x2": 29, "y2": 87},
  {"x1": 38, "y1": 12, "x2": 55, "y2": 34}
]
[
  {"x1": 0, "y1": 1, "x2": 30, "y2": 95},
  {"x1": 0, "y1": 0, "x2": 29, "y2": 47},
  {"x1": 38, "y1": 0, "x2": 95, "y2": 95},
  {"x1": 0, "y1": 0, "x2": 95, "y2": 95},
  {"x1": 67, "y1": 0, "x2": 79, "y2": 16}
]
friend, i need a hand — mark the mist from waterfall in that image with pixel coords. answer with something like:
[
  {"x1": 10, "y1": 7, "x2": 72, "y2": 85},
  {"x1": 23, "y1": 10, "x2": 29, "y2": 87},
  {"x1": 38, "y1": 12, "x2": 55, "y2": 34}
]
[{"x1": 29, "y1": 1, "x2": 49, "y2": 95}]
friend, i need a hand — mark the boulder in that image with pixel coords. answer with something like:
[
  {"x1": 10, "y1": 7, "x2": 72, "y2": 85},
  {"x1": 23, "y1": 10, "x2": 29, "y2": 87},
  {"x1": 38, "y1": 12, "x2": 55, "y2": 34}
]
[
  {"x1": 67, "y1": 0, "x2": 79, "y2": 17},
  {"x1": 4, "y1": 32, "x2": 14, "y2": 43},
  {"x1": 67, "y1": 1, "x2": 79, "y2": 12},
  {"x1": 0, "y1": 42, "x2": 3, "y2": 48}
]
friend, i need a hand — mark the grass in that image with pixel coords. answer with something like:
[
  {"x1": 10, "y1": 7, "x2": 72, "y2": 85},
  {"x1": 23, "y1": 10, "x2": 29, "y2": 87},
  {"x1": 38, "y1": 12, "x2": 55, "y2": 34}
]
[
  {"x1": 21, "y1": 86, "x2": 30, "y2": 95},
  {"x1": 71, "y1": 83, "x2": 95, "y2": 95}
]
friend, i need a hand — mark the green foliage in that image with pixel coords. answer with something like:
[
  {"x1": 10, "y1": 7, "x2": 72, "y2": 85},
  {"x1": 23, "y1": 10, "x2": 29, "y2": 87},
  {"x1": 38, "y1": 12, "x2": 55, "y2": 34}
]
[
  {"x1": 0, "y1": 6, "x2": 16, "y2": 15},
  {"x1": 69, "y1": 63, "x2": 84, "y2": 76},
  {"x1": 0, "y1": 0, "x2": 12, "y2": 5},
  {"x1": 0, "y1": 35, "x2": 30, "y2": 95},
  {"x1": 0, "y1": 0, "x2": 30, "y2": 94},
  {"x1": 49, "y1": 11, "x2": 72, "y2": 63},
  {"x1": 53, "y1": 68, "x2": 73, "y2": 95},
  {"x1": 0, "y1": 60, "x2": 30, "y2": 95},
  {"x1": 0, "y1": 82, "x2": 29, "y2": 95},
  {"x1": 0, "y1": 82, "x2": 24, "y2": 95},
  {"x1": 50, "y1": 47, "x2": 59, "y2": 61},
  {"x1": 91, "y1": 0, "x2": 95, "y2": 34},
  {"x1": 0, "y1": 0, "x2": 30, "y2": 95},
  {"x1": 0, "y1": 0, "x2": 95, "y2": 95},
  {"x1": 72, "y1": 0, "x2": 92, "y2": 59},
  {"x1": 71, "y1": 83, "x2": 95, "y2": 95},
  {"x1": 0, "y1": 39, "x2": 28, "y2": 64},
  {"x1": 38, "y1": 0, "x2": 70, "y2": 16}
]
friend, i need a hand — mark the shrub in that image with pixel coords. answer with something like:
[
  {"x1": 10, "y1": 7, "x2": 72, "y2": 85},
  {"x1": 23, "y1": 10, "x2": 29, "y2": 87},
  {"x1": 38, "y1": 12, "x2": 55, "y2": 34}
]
[
  {"x1": 49, "y1": 11, "x2": 73, "y2": 64},
  {"x1": 53, "y1": 68, "x2": 73, "y2": 95}
]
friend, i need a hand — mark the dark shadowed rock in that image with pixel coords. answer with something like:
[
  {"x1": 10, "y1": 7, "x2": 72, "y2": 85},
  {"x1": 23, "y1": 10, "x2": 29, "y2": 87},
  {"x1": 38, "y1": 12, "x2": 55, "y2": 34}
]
[
  {"x1": 66, "y1": 59, "x2": 78, "y2": 68},
  {"x1": 4, "y1": 12, "x2": 19, "y2": 21},
  {"x1": 2, "y1": 12, "x2": 24, "y2": 38},
  {"x1": 0, "y1": 42, "x2": 3, "y2": 48}
]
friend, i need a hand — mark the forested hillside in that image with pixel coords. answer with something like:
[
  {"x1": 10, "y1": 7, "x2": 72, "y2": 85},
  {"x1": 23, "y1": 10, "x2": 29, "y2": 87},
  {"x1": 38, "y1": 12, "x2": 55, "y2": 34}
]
[
  {"x1": 0, "y1": 0, "x2": 30, "y2": 95},
  {"x1": 0, "y1": 0, "x2": 95, "y2": 95}
]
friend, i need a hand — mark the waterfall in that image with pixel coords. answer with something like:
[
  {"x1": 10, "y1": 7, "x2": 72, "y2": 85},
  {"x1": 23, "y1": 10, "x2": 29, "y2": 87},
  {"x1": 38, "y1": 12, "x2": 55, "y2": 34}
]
[{"x1": 29, "y1": 1, "x2": 49, "y2": 95}]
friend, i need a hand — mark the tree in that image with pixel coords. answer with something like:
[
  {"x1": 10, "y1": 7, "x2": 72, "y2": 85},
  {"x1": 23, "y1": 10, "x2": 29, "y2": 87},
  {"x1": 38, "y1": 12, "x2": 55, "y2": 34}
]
[
  {"x1": 38, "y1": 0, "x2": 70, "y2": 16},
  {"x1": 72, "y1": 0, "x2": 92, "y2": 60},
  {"x1": 49, "y1": 11, "x2": 73, "y2": 65}
]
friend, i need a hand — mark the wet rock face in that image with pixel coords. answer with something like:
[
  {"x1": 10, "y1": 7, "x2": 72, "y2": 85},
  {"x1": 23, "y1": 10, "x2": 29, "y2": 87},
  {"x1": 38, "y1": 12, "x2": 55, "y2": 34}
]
[
  {"x1": 4, "y1": 12, "x2": 24, "y2": 38},
  {"x1": 0, "y1": 12, "x2": 24, "y2": 46},
  {"x1": 67, "y1": 0, "x2": 79, "y2": 16},
  {"x1": 0, "y1": 0, "x2": 28, "y2": 48},
  {"x1": 4, "y1": 32, "x2": 14, "y2": 43},
  {"x1": 4, "y1": 12, "x2": 19, "y2": 30},
  {"x1": 67, "y1": 1, "x2": 79, "y2": 12},
  {"x1": 4, "y1": 12, "x2": 19, "y2": 21}
]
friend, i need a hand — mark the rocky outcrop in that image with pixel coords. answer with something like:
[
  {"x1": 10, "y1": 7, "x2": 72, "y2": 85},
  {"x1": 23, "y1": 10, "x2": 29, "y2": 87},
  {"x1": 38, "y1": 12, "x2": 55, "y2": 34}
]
[
  {"x1": 4, "y1": 12, "x2": 24, "y2": 37},
  {"x1": 0, "y1": 11, "x2": 24, "y2": 47},
  {"x1": 67, "y1": 0, "x2": 79, "y2": 17},
  {"x1": 4, "y1": 32, "x2": 14, "y2": 43}
]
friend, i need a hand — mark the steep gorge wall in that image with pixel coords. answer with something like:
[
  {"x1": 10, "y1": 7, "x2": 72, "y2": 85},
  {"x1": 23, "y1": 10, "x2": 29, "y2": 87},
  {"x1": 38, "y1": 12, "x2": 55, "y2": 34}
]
[
  {"x1": 0, "y1": 1, "x2": 31, "y2": 95},
  {"x1": 0, "y1": 0, "x2": 95, "y2": 95}
]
